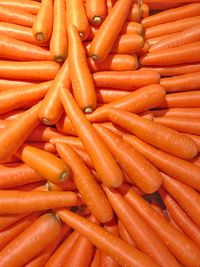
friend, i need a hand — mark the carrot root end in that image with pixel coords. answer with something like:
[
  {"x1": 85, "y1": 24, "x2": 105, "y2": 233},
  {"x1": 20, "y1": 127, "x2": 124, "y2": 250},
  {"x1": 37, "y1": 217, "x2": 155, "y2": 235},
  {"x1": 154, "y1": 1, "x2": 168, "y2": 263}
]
[
  {"x1": 35, "y1": 32, "x2": 46, "y2": 42},
  {"x1": 93, "y1": 16, "x2": 102, "y2": 25}
]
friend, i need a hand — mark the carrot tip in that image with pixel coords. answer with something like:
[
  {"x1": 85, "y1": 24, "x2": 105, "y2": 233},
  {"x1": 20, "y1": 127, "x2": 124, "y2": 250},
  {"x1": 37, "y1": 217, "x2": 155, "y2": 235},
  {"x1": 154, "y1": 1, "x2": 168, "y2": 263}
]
[
  {"x1": 35, "y1": 32, "x2": 46, "y2": 42},
  {"x1": 91, "y1": 55, "x2": 99, "y2": 61},
  {"x1": 84, "y1": 107, "x2": 93, "y2": 113},
  {"x1": 93, "y1": 16, "x2": 102, "y2": 25},
  {"x1": 55, "y1": 56, "x2": 65, "y2": 63},
  {"x1": 61, "y1": 172, "x2": 69, "y2": 182},
  {"x1": 42, "y1": 118, "x2": 52, "y2": 125},
  {"x1": 79, "y1": 32, "x2": 84, "y2": 39}
]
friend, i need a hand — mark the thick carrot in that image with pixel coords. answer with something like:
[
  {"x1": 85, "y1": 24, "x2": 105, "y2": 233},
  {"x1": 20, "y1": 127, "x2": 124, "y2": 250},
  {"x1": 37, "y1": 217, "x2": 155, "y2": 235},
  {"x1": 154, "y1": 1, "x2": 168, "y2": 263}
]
[
  {"x1": 159, "y1": 188, "x2": 200, "y2": 247},
  {"x1": 68, "y1": 24, "x2": 96, "y2": 113},
  {"x1": 56, "y1": 208, "x2": 160, "y2": 267},
  {"x1": 140, "y1": 41, "x2": 200, "y2": 66},
  {"x1": 0, "y1": 213, "x2": 61, "y2": 266},
  {"x1": 0, "y1": 34, "x2": 52, "y2": 61},
  {"x1": 56, "y1": 142, "x2": 113, "y2": 223},
  {"x1": 96, "y1": 89, "x2": 130, "y2": 104},
  {"x1": 16, "y1": 145, "x2": 70, "y2": 184},
  {"x1": 85, "y1": 0, "x2": 107, "y2": 25},
  {"x1": 142, "y1": 3, "x2": 200, "y2": 28},
  {"x1": 0, "y1": 5, "x2": 35, "y2": 27},
  {"x1": 118, "y1": 184, "x2": 200, "y2": 267},
  {"x1": 103, "y1": 186, "x2": 179, "y2": 267},
  {"x1": 108, "y1": 108, "x2": 197, "y2": 160},
  {"x1": 89, "y1": 0, "x2": 133, "y2": 61},
  {"x1": 118, "y1": 219, "x2": 136, "y2": 247},
  {"x1": 50, "y1": 136, "x2": 84, "y2": 149},
  {"x1": 50, "y1": 0, "x2": 68, "y2": 63},
  {"x1": 94, "y1": 124, "x2": 162, "y2": 193},
  {"x1": 122, "y1": 134, "x2": 200, "y2": 191},
  {"x1": 151, "y1": 108, "x2": 200, "y2": 120},
  {"x1": 0, "y1": 79, "x2": 35, "y2": 91},
  {"x1": 59, "y1": 88, "x2": 123, "y2": 188},
  {"x1": 0, "y1": 0, "x2": 40, "y2": 14},
  {"x1": 0, "y1": 190, "x2": 80, "y2": 214},
  {"x1": 66, "y1": 0, "x2": 89, "y2": 40},
  {"x1": 87, "y1": 54, "x2": 138, "y2": 72},
  {"x1": 32, "y1": 0, "x2": 53, "y2": 41}
]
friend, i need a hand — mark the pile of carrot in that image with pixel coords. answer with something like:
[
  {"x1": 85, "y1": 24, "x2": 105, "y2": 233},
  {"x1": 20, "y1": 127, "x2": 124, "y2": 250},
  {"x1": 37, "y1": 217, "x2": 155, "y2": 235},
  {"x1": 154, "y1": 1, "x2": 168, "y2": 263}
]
[{"x1": 0, "y1": 0, "x2": 199, "y2": 266}]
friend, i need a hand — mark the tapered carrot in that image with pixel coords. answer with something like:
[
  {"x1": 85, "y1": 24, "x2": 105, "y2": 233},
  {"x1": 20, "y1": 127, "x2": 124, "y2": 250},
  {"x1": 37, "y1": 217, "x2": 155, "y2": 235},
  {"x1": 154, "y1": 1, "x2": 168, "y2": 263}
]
[
  {"x1": 56, "y1": 208, "x2": 160, "y2": 267},
  {"x1": 50, "y1": 0, "x2": 68, "y2": 63},
  {"x1": 50, "y1": 136, "x2": 84, "y2": 149},
  {"x1": 0, "y1": 79, "x2": 35, "y2": 91},
  {"x1": 108, "y1": 108, "x2": 197, "y2": 160},
  {"x1": 123, "y1": 134, "x2": 200, "y2": 191},
  {"x1": 71, "y1": 146, "x2": 94, "y2": 170},
  {"x1": 32, "y1": 0, "x2": 53, "y2": 41},
  {"x1": 151, "y1": 108, "x2": 200, "y2": 120},
  {"x1": 104, "y1": 186, "x2": 179, "y2": 267},
  {"x1": 25, "y1": 142, "x2": 56, "y2": 153},
  {"x1": 118, "y1": 183, "x2": 200, "y2": 267},
  {"x1": 0, "y1": 213, "x2": 61, "y2": 267},
  {"x1": 142, "y1": 3, "x2": 200, "y2": 28},
  {"x1": 101, "y1": 121, "x2": 127, "y2": 136},
  {"x1": 59, "y1": 88, "x2": 123, "y2": 188},
  {"x1": 66, "y1": 0, "x2": 89, "y2": 40},
  {"x1": 0, "y1": 5, "x2": 35, "y2": 27},
  {"x1": 87, "y1": 54, "x2": 138, "y2": 72},
  {"x1": 159, "y1": 188, "x2": 200, "y2": 247},
  {"x1": 96, "y1": 89, "x2": 130, "y2": 104},
  {"x1": 68, "y1": 24, "x2": 96, "y2": 113},
  {"x1": 94, "y1": 124, "x2": 162, "y2": 193},
  {"x1": 0, "y1": 34, "x2": 52, "y2": 61},
  {"x1": 118, "y1": 220, "x2": 136, "y2": 247},
  {"x1": 0, "y1": 0, "x2": 40, "y2": 14},
  {"x1": 91, "y1": 249, "x2": 101, "y2": 267},
  {"x1": 16, "y1": 145, "x2": 70, "y2": 184},
  {"x1": 85, "y1": 0, "x2": 107, "y2": 25},
  {"x1": 89, "y1": 0, "x2": 133, "y2": 61},
  {"x1": 56, "y1": 142, "x2": 113, "y2": 223},
  {"x1": 126, "y1": 3, "x2": 140, "y2": 22},
  {"x1": 56, "y1": 114, "x2": 77, "y2": 136},
  {"x1": 0, "y1": 213, "x2": 29, "y2": 231}
]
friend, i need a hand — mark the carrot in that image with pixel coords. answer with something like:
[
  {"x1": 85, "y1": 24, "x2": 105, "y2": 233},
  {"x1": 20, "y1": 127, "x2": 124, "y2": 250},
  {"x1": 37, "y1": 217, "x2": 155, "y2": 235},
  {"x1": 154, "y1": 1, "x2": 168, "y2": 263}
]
[
  {"x1": 142, "y1": 3, "x2": 200, "y2": 28},
  {"x1": 87, "y1": 54, "x2": 138, "y2": 72},
  {"x1": 87, "y1": 84, "x2": 165, "y2": 122},
  {"x1": 0, "y1": 34, "x2": 52, "y2": 61},
  {"x1": 101, "y1": 121, "x2": 127, "y2": 136},
  {"x1": 0, "y1": 190, "x2": 80, "y2": 214},
  {"x1": 32, "y1": 0, "x2": 53, "y2": 41},
  {"x1": 121, "y1": 21, "x2": 144, "y2": 35},
  {"x1": 56, "y1": 208, "x2": 160, "y2": 267},
  {"x1": 56, "y1": 114, "x2": 77, "y2": 136},
  {"x1": 0, "y1": 109, "x2": 25, "y2": 120},
  {"x1": 0, "y1": 213, "x2": 61, "y2": 266},
  {"x1": 140, "y1": 41, "x2": 200, "y2": 66},
  {"x1": 47, "y1": 178, "x2": 76, "y2": 191},
  {"x1": 68, "y1": 24, "x2": 96, "y2": 113},
  {"x1": 159, "y1": 188, "x2": 200, "y2": 247},
  {"x1": 151, "y1": 108, "x2": 200, "y2": 120},
  {"x1": 184, "y1": 133, "x2": 200, "y2": 152},
  {"x1": 66, "y1": 0, "x2": 89, "y2": 40},
  {"x1": 0, "y1": 0, "x2": 40, "y2": 14},
  {"x1": 50, "y1": 0, "x2": 68, "y2": 63},
  {"x1": 0, "y1": 213, "x2": 30, "y2": 231},
  {"x1": 147, "y1": 2, "x2": 185, "y2": 11},
  {"x1": 59, "y1": 88, "x2": 123, "y2": 188},
  {"x1": 85, "y1": 0, "x2": 107, "y2": 25},
  {"x1": 147, "y1": 34, "x2": 173, "y2": 47},
  {"x1": 50, "y1": 136, "x2": 84, "y2": 149},
  {"x1": 103, "y1": 186, "x2": 179, "y2": 267},
  {"x1": 118, "y1": 183, "x2": 200, "y2": 267},
  {"x1": 0, "y1": 79, "x2": 35, "y2": 91},
  {"x1": 122, "y1": 134, "x2": 200, "y2": 191},
  {"x1": 154, "y1": 116, "x2": 200, "y2": 135},
  {"x1": 118, "y1": 219, "x2": 136, "y2": 247},
  {"x1": 97, "y1": 89, "x2": 130, "y2": 104},
  {"x1": 26, "y1": 142, "x2": 56, "y2": 153},
  {"x1": 45, "y1": 231, "x2": 79, "y2": 267},
  {"x1": 136, "y1": 41, "x2": 150, "y2": 57},
  {"x1": 89, "y1": 0, "x2": 133, "y2": 61},
  {"x1": 0, "y1": 102, "x2": 41, "y2": 161},
  {"x1": 56, "y1": 142, "x2": 113, "y2": 223},
  {"x1": 16, "y1": 145, "x2": 70, "y2": 184},
  {"x1": 108, "y1": 108, "x2": 197, "y2": 160},
  {"x1": 70, "y1": 146, "x2": 94, "y2": 170},
  {"x1": 91, "y1": 249, "x2": 101, "y2": 267},
  {"x1": 94, "y1": 124, "x2": 162, "y2": 193},
  {"x1": 0, "y1": 5, "x2": 35, "y2": 27}
]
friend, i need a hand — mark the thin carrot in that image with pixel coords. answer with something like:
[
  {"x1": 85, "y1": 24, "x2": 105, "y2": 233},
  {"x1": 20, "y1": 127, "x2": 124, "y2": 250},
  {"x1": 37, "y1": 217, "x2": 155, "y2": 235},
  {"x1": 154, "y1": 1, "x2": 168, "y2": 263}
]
[
  {"x1": 0, "y1": 213, "x2": 29, "y2": 231},
  {"x1": 0, "y1": 0, "x2": 40, "y2": 14},
  {"x1": 50, "y1": 0, "x2": 68, "y2": 63},
  {"x1": 122, "y1": 134, "x2": 200, "y2": 191},
  {"x1": 103, "y1": 185, "x2": 179, "y2": 267},
  {"x1": 89, "y1": 0, "x2": 133, "y2": 61},
  {"x1": 66, "y1": 0, "x2": 90, "y2": 40},
  {"x1": 16, "y1": 145, "x2": 70, "y2": 184},
  {"x1": 96, "y1": 89, "x2": 130, "y2": 104},
  {"x1": 94, "y1": 124, "x2": 162, "y2": 193},
  {"x1": 91, "y1": 249, "x2": 101, "y2": 267},
  {"x1": 0, "y1": 79, "x2": 35, "y2": 91},
  {"x1": 118, "y1": 219, "x2": 136, "y2": 247},
  {"x1": 32, "y1": 0, "x2": 53, "y2": 41},
  {"x1": 68, "y1": 24, "x2": 96, "y2": 113},
  {"x1": 151, "y1": 108, "x2": 200, "y2": 120},
  {"x1": 85, "y1": 0, "x2": 107, "y2": 25},
  {"x1": 118, "y1": 183, "x2": 200, "y2": 267},
  {"x1": 0, "y1": 5, "x2": 35, "y2": 27},
  {"x1": 0, "y1": 34, "x2": 52, "y2": 61},
  {"x1": 0, "y1": 213, "x2": 61, "y2": 267},
  {"x1": 56, "y1": 208, "x2": 160, "y2": 267},
  {"x1": 108, "y1": 108, "x2": 197, "y2": 160},
  {"x1": 59, "y1": 88, "x2": 123, "y2": 188},
  {"x1": 50, "y1": 136, "x2": 84, "y2": 149}
]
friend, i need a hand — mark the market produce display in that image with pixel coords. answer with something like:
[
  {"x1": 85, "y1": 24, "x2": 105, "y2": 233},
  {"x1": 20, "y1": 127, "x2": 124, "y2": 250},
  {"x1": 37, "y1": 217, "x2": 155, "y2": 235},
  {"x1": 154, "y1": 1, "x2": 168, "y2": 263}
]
[{"x1": 0, "y1": 0, "x2": 200, "y2": 266}]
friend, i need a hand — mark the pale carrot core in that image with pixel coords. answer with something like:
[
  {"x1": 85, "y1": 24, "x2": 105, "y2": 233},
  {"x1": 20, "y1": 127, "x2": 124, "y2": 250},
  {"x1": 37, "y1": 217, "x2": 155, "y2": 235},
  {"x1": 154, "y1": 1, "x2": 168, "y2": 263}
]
[
  {"x1": 35, "y1": 32, "x2": 46, "y2": 41},
  {"x1": 61, "y1": 172, "x2": 69, "y2": 181},
  {"x1": 93, "y1": 16, "x2": 102, "y2": 25},
  {"x1": 91, "y1": 55, "x2": 99, "y2": 61},
  {"x1": 84, "y1": 107, "x2": 93, "y2": 113},
  {"x1": 42, "y1": 118, "x2": 52, "y2": 125}
]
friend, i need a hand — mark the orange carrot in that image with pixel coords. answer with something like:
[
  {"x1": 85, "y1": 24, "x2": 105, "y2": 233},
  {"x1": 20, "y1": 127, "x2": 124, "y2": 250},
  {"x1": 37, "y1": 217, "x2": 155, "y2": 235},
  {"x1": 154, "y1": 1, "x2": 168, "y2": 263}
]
[
  {"x1": 91, "y1": 249, "x2": 101, "y2": 267},
  {"x1": 147, "y1": 34, "x2": 173, "y2": 47},
  {"x1": 56, "y1": 208, "x2": 160, "y2": 267},
  {"x1": 68, "y1": 24, "x2": 96, "y2": 113},
  {"x1": 136, "y1": 41, "x2": 150, "y2": 57},
  {"x1": 47, "y1": 178, "x2": 76, "y2": 191},
  {"x1": 151, "y1": 108, "x2": 200, "y2": 120},
  {"x1": 127, "y1": 3, "x2": 141, "y2": 22},
  {"x1": 32, "y1": 0, "x2": 53, "y2": 41},
  {"x1": 26, "y1": 142, "x2": 56, "y2": 153},
  {"x1": 50, "y1": 136, "x2": 84, "y2": 149},
  {"x1": 0, "y1": 213, "x2": 30, "y2": 231},
  {"x1": 89, "y1": 0, "x2": 133, "y2": 61},
  {"x1": 118, "y1": 219, "x2": 136, "y2": 247},
  {"x1": 0, "y1": 0, "x2": 40, "y2": 15},
  {"x1": 184, "y1": 133, "x2": 200, "y2": 152},
  {"x1": 56, "y1": 114, "x2": 77, "y2": 136},
  {"x1": 96, "y1": 89, "x2": 130, "y2": 104},
  {"x1": 0, "y1": 79, "x2": 35, "y2": 91},
  {"x1": 108, "y1": 108, "x2": 197, "y2": 160},
  {"x1": 50, "y1": 0, "x2": 68, "y2": 63},
  {"x1": 71, "y1": 146, "x2": 94, "y2": 170},
  {"x1": 59, "y1": 88, "x2": 123, "y2": 188},
  {"x1": 85, "y1": 0, "x2": 107, "y2": 25}
]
